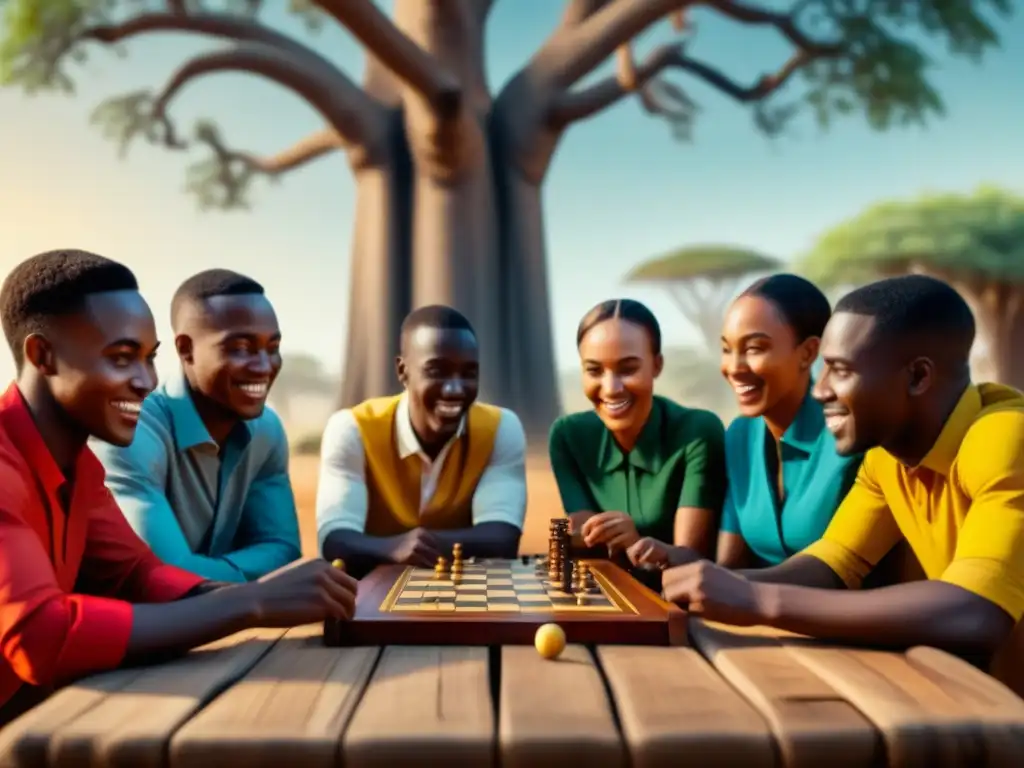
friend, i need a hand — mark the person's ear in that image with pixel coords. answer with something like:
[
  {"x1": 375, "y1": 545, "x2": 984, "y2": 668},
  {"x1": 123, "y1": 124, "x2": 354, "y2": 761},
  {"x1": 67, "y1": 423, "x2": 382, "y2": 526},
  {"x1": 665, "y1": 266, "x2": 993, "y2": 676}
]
[
  {"x1": 798, "y1": 337, "x2": 821, "y2": 371},
  {"x1": 395, "y1": 356, "x2": 408, "y2": 387},
  {"x1": 175, "y1": 334, "x2": 194, "y2": 364},
  {"x1": 23, "y1": 334, "x2": 57, "y2": 376},
  {"x1": 652, "y1": 353, "x2": 664, "y2": 379},
  {"x1": 907, "y1": 357, "x2": 934, "y2": 397}
]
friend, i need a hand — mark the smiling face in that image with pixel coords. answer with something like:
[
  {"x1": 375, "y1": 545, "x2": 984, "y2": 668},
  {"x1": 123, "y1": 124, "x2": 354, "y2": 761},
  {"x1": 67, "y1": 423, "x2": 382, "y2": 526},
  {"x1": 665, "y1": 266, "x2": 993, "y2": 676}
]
[
  {"x1": 176, "y1": 293, "x2": 282, "y2": 423},
  {"x1": 34, "y1": 290, "x2": 159, "y2": 446},
  {"x1": 578, "y1": 317, "x2": 663, "y2": 435},
  {"x1": 720, "y1": 294, "x2": 818, "y2": 419},
  {"x1": 397, "y1": 326, "x2": 479, "y2": 446},
  {"x1": 812, "y1": 311, "x2": 918, "y2": 456}
]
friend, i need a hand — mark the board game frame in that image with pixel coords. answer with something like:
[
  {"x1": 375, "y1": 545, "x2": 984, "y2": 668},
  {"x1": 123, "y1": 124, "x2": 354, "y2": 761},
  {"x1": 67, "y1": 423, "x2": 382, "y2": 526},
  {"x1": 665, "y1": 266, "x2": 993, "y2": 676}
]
[{"x1": 323, "y1": 556, "x2": 688, "y2": 647}]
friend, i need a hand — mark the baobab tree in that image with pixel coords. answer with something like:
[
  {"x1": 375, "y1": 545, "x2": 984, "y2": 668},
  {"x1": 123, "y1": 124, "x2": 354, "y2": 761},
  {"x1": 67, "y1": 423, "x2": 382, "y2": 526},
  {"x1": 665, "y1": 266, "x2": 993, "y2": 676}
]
[{"x1": 0, "y1": 0, "x2": 1011, "y2": 439}]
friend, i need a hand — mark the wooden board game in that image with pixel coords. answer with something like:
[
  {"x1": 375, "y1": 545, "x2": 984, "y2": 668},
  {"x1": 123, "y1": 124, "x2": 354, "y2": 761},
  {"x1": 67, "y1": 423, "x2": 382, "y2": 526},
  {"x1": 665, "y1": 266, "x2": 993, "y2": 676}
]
[{"x1": 323, "y1": 554, "x2": 687, "y2": 647}]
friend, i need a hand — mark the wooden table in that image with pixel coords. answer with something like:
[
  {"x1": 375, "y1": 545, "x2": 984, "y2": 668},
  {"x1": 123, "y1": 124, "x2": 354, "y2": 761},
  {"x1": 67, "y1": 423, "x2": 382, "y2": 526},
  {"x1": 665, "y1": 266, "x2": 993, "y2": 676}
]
[{"x1": 1, "y1": 619, "x2": 1023, "y2": 768}]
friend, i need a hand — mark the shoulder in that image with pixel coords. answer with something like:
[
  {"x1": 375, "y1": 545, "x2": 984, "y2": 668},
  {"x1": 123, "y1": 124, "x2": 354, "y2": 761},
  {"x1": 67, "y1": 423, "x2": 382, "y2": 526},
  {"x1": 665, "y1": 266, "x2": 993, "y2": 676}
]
[
  {"x1": 90, "y1": 409, "x2": 170, "y2": 470},
  {"x1": 0, "y1": 433, "x2": 33, "y2": 509},
  {"x1": 959, "y1": 402, "x2": 1024, "y2": 476},
  {"x1": 549, "y1": 409, "x2": 603, "y2": 443},
  {"x1": 658, "y1": 397, "x2": 724, "y2": 441},
  {"x1": 320, "y1": 408, "x2": 365, "y2": 460},
  {"x1": 490, "y1": 407, "x2": 526, "y2": 459},
  {"x1": 723, "y1": 414, "x2": 757, "y2": 458}
]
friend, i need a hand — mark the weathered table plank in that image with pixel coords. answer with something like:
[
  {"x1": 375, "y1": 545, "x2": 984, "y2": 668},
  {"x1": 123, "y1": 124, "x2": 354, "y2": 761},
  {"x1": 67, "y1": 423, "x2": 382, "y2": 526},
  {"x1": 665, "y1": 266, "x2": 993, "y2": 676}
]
[
  {"x1": 499, "y1": 644, "x2": 622, "y2": 768},
  {"x1": 790, "y1": 643, "x2": 1024, "y2": 768},
  {"x1": 341, "y1": 645, "x2": 493, "y2": 767},
  {"x1": 597, "y1": 645, "x2": 775, "y2": 767},
  {"x1": 170, "y1": 624, "x2": 378, "y2": 768},
  {"x1": 0, "y1": 629, "x2": 283, "y2": 768},
  {"x1": 690, "y1": 620, "x2": 881, "y2": 768}
]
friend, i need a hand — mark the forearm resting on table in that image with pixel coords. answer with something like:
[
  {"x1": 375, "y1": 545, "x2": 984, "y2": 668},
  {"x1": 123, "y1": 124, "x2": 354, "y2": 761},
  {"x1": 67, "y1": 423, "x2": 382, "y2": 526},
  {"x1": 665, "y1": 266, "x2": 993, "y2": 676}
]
[
  {"x1": 322, "y1": 530, "x2": 395, "y2": 573},
  {"x1": 757, "y1": 578, "x2": 1015, "y2": 656},
  {"x1": 124, "y1": 586, "x2": 257, "y2": 665},
  {"x1": 741, "y1": 555, "x2": 847, "y2": 588}
]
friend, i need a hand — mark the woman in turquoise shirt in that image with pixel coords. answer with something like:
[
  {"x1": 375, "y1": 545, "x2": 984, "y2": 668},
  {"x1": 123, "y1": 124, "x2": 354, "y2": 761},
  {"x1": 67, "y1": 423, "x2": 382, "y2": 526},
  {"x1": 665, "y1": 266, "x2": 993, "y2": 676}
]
[{"x1": 629, "y1": 273, "x2": 861, "y2": 570}]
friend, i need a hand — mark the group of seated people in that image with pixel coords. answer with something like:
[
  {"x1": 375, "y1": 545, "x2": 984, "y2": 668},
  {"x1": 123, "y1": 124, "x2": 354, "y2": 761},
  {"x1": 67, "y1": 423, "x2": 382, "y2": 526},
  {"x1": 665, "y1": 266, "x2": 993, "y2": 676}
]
[{"x1": 0, "y1": 247, "x2": 1022, "y2": 723}]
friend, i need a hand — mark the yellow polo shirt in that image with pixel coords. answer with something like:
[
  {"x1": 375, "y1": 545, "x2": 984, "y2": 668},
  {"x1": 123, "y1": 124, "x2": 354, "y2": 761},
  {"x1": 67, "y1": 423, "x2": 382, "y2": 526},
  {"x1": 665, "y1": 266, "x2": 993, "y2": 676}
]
[{"x1": 801, "y1": 383, "x2": 1024, "y2": 621}]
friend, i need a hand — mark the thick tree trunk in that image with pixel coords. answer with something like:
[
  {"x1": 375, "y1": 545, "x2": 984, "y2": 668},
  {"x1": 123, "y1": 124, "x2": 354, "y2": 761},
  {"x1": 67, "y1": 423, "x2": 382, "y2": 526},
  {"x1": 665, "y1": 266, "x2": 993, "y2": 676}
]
[{"x1": 337, "y1": 111, "x2": 412, "y2": 407}]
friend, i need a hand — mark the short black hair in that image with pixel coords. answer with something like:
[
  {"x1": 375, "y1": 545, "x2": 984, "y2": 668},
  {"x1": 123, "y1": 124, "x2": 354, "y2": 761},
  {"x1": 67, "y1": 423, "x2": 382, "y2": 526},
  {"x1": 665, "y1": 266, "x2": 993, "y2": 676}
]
[
  {"x1": 740, "y1": 273, "x2": 832, "y2": 342},
  {"x1": 171, "y1": 268, "x2": 265, "y2": 327},
  {"x1": 576, "y1": 299, "x2": 662, "y2": 355},
  {"x1": 0, "y1": 249, "x2": 139, "y2": 369},
  {"x1": 400, "y1": 304, "x2": 476, "y2": 345},
  {"x1": 834, "y1": 274, "x2": 976, "y2": 364}
]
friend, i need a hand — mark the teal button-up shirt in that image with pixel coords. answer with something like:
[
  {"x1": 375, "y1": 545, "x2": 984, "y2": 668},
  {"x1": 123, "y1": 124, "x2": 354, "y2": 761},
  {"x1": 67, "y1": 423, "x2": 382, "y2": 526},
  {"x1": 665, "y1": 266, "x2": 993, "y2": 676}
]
[
  {"x1": 90, "y1": 373, "x2": 301, "y2": 582},
  {"x1": 721, "y1": 389, "x2": 861, "y2": 566}
]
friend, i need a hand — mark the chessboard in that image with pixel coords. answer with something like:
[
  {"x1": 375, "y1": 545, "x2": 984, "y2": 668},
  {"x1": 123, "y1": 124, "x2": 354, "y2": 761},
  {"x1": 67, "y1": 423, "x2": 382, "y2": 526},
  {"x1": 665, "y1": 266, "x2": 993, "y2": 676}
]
[{"x1": 324, "y1": 519, "x2": 688, "y2": 647}]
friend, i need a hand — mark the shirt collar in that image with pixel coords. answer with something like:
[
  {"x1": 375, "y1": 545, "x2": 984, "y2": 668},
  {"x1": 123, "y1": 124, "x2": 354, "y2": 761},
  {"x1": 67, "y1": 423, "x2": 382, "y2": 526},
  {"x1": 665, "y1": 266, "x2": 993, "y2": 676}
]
[
  {"x1": 599, "y1": 396, "x2": 665, "y2": 474},
  {"x1": 0, "y1": 382, "x2": 99, "y2": 494},
  {"x1": 778, "y1": 385, "x2": 823, "y2": 454},
  {"x1": 394, "y1": 392, "x2": 465, "y2": 460},
  {"x1": 917, "y1": 384, "x2": 981, "y2": 475},
  {"x1": 164, "y1": 371, "x2": 253, "y2": 452}
]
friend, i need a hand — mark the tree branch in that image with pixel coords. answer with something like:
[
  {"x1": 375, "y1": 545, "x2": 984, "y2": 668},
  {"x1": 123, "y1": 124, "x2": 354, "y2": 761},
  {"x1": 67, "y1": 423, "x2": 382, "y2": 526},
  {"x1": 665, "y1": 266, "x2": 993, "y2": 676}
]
[
  {"x1": 229, "y1": 129, "x2": 345, "y2": 175},
  {"x1": 77, "y1": 11, "x2": 380, "y2": 146},
  {"x1": 311, "y1": 0, "x2": 461, "y2": 115}
]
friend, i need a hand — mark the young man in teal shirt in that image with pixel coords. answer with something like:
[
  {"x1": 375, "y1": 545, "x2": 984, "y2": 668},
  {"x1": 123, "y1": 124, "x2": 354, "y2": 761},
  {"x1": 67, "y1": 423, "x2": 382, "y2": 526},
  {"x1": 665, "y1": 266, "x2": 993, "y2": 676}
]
[{"x1": 91, "y1": 269, "x2": 301, "y2": 582}]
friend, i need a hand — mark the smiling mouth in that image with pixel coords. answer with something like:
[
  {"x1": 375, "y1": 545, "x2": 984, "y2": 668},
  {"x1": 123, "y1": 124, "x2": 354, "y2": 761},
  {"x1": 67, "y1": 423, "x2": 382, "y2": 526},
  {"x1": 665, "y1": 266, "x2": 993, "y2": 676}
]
[
  {"x1": 435, "y1": 400, "x2": 466, "y2": 420},
  {"x1": 731, "y1": 380, "x2": 764, "y2": 402},
  {"x1": 236, "y1": 382, "x2": 269, "y2": 399},
  {"x1": 823, "y1": 412, "x2": 848, "y2": 433},
  {"x1": 112, "y1": 400, "x2": 143, "y2": 419},
  {"x1": 601, "y1": 397, "x2": 633, "y2": 416}
]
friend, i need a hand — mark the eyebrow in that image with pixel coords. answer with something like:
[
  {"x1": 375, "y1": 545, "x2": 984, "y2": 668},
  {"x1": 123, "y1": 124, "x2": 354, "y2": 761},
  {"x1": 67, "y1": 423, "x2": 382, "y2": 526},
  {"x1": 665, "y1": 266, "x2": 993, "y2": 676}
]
[
  {"x1": 721, "y1": 332, "x2": 772, "y2": 343},
  {"x1": 582, "y1": 355, "x2": 642, "y2": 365}
]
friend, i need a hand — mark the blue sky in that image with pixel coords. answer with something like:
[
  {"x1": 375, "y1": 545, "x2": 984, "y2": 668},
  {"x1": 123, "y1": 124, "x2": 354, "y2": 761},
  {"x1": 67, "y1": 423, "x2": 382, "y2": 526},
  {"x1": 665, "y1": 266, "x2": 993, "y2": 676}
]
[{"x1": 1, "y1": 1, "x2": 1021, "y2": 386}]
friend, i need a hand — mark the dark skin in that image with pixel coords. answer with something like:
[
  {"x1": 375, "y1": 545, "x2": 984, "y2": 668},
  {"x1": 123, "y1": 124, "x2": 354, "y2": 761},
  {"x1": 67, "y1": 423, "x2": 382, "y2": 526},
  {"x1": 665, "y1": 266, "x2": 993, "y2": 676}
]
[
  {"x1": 17, "y1": 290, "x2": 356, "y2": 662},
  {"x1": 661, "y1": 311, "x2": 1014, "y2": 658},
  {"x1": 173, "y1": 293, "x2": 283, "y2": 445},
  {"x1": 323, "y1": 325, "x2": 521, "y2": 573},
  {"x1": 627, "y1": 295, "x2": 821, "y2": 570}
]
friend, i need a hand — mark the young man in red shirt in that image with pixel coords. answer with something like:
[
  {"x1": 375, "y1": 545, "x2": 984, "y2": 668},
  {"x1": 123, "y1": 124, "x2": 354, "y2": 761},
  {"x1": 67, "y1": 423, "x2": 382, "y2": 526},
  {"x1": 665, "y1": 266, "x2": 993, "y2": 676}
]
[{"x1": 0, "y1": 249, "x2": 357, "y2": 723}]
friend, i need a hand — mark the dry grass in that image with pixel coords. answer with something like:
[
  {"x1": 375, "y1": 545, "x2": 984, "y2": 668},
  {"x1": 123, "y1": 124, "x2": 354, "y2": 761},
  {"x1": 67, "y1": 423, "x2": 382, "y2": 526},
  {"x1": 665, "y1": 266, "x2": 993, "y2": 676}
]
[{"x1": 289, "y1": 452, "x2": 561, "y2": 557}]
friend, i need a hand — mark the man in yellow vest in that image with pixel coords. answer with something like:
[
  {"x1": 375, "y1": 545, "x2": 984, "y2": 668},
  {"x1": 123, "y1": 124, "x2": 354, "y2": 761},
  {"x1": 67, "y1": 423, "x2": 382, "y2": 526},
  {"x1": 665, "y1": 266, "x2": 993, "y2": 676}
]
[{"x1": 317, "y1": 305, "x2": 527, "y2": 575}]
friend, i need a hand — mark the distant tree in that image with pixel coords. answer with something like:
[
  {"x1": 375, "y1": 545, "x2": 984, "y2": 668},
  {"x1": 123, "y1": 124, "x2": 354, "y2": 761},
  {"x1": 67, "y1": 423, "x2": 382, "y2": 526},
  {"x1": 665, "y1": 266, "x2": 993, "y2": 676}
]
[
  {"x1": 624, "y1": 244, "x2": 781, "y2": 350},
  {"x1": 0, "y1": 0, "x2": 1013, "y2": 439},
  {"x1": 797, "y1": 186, "x2": 1024, "y2": 387},
  {"x1": 269, "y1": 352, "x2": 335, "y2": 424}
]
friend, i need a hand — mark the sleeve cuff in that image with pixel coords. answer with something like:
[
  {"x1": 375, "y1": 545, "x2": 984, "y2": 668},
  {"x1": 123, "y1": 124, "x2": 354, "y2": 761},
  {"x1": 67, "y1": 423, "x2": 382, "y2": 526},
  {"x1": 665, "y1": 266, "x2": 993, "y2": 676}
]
[
  {"x1": 137, "y1": 563, "x2": 206, "y2": 602},
  {"x1": 59, "y1": 595, "x2": 134, "y2": 683},
  {"x1": 799, "y1": 539, "x2": 871, "y2": 589},
  {"x1": 941, "y1": 558, "x2": 1024, "y2": 622}
]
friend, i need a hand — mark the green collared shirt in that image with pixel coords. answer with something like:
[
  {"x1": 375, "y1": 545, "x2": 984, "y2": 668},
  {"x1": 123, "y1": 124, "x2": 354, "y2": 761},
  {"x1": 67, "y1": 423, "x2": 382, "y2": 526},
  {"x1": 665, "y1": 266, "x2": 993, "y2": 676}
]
[{"x1": 548, "y1": 396, "x2": 727, "y2": 543}]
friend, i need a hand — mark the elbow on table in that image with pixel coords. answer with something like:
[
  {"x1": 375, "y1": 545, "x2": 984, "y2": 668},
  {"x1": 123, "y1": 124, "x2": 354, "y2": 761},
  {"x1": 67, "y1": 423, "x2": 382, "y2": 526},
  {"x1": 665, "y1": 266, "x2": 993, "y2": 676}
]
[
  {"x1": 945, "y1": 595, "x2": 1017, "y2": 658},
  {"x1": 3, "y1": 601, "x2": 83, "y2": 688}
]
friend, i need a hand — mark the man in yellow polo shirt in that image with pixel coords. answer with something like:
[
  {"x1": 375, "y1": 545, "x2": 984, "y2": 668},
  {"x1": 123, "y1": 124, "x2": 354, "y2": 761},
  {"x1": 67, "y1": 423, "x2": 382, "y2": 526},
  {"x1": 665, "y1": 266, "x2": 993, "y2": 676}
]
[
  {"x1": 663, "y1": 274, "x2": 1024, "y2": 666},
  {"x1": 317, "y1": 305, "x2": 527, "y2": 576}
]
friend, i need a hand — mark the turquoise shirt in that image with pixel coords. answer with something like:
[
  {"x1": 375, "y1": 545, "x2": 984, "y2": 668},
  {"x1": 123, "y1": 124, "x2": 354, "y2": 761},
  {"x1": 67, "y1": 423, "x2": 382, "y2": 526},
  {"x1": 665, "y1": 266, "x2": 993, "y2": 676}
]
[
  {"x1": 90, "y1": 373, "x2": 301, "y2": 582},
  {"x1": 721, "y1": 390, "x2": 861, "y2": 566}
]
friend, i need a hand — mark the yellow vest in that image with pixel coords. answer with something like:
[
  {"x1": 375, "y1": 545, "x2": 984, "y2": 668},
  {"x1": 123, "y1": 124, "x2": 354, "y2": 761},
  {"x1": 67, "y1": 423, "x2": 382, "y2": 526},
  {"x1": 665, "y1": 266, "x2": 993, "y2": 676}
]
[{"x1": 350, "y1": 395, "x2": 502, "y2": 535}]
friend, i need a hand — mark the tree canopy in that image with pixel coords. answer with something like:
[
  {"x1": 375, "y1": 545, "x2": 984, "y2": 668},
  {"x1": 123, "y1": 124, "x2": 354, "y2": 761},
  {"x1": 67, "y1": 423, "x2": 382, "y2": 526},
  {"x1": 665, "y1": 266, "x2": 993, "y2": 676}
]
[
  {"x1": 0, "y1": 0, "x2": 1015, "y2": 212},
  {"x1": 796, "y1": 186, "x2": 1024, "y2": 286},
  {"x1": 625, "y1": 244, "x2": 782, "y2": 283}
]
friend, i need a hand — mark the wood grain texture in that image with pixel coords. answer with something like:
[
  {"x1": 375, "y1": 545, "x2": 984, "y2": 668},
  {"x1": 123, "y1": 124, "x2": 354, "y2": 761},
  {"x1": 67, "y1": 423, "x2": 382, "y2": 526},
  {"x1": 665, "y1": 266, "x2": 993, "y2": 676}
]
[
  {"x1": 42, "y1": 629, "x2": 283, "y2": 768},
  {"x1": 341, "y1": 645, "x2": 494, "y2": 767},
  {"x1": 690, "y1": 620, "x2": 881, "y2": 768},
  {"x1": 597, "y1": 645, "x2": 776, "y2": 767},
  {"x1": 169, "y1": 624, "x2": 378, "y2": 768},
  {"x1": 499, "y1": 644, "x2": 623, "y2": 768}
]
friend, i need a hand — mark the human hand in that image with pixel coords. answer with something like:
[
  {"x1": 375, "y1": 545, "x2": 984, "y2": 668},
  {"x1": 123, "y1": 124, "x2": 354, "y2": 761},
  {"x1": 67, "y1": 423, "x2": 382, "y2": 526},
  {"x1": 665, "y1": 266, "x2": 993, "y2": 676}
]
[
  {"x1": 581, "y1": 511, "x2": 640, "y2": 552},
  {"x1": 627, "y1": 537, "x2": 673, "y2": 569},
  {"x1": 662, "y1": 560, "x2": 770, "y2": 626},
  {"x1": 387, "y1": 527, "x2": 442, "y2": 566},
  {"x1": 248, "y1": 558, "x2": 358, "y2": 626}
]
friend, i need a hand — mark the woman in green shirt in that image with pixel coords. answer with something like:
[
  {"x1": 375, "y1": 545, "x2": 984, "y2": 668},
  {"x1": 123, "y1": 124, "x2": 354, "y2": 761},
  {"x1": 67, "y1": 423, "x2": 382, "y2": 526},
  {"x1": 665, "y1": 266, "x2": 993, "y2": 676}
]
[{"x1": 548, "y1": 299, "x2": 727, "y2": 559}]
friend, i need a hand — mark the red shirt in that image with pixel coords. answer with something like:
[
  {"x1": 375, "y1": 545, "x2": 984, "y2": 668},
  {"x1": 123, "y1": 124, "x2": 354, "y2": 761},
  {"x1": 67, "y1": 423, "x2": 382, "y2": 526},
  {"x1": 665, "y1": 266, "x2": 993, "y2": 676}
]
[{"x1": 0, "y1": 383, "x2": 204, "y2": 709}]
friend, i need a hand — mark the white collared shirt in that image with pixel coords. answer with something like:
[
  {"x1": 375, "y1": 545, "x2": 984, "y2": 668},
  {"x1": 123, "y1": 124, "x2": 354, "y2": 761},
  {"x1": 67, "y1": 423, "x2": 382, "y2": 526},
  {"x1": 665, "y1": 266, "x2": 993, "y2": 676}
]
[{"x1": 315, "y1": 394, "x2": 527, "y2": 553}]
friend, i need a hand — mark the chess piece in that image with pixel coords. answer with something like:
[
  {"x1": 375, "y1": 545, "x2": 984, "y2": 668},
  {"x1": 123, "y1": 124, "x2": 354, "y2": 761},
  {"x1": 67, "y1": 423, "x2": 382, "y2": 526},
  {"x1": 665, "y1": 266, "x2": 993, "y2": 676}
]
[
  {"x1": 451, "y1": 543, "x2": 464, "y2": 576},
  {"x1": 434, "y1": 556, "x2": 448, "y2": 579},
  {"x1": 576, "y1": 593, "x2": 588, "y2": 606}
]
